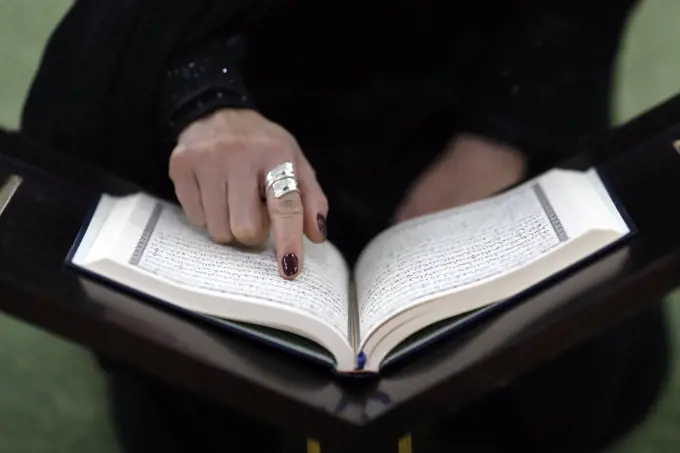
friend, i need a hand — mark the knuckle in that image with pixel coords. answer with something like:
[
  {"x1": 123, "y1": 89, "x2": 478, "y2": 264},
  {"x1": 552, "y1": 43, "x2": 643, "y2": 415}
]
[
  {"x1": 183, "y1": 138, "x2": 233, "y2": 158},
  {"x1": 214, "y1": 136, "x2": 240, "y2": 151},
  {"x1": 171, "y1": 142, "x2": 220, "y2": 169},
  {"x1": 271, "y1": 197, "x2": 304, "y2": 218},
  {"x1": 186, "y1": 213, "x2": 206, "y2": 227},
  {"x1": 232, "y1": 224, "x2": 267, "y2": 245},
  {"x1": 209, "y1": 227, "x2": 234, "y2": 244},
  {"x1": 257, "y1": 134, "x2": 294, "y2": 157},
  {"x1": 213, "y1": 135, "x2": 281, "y2": 168},
  {"x1": 303, "y1": 163, "x2": 317, "y2": 178},
  {"x1": 316, "y1": 193, "x2": 329, "y2": 212},
  {"x1": 169, "y1": 147, "x2": 193, "y2": 176},
  {"x1": 217, "y1": 134, "x2": 261, "y2": 153},
  {"x1": 173, "y1": 130, "x2": 297, "y2": 181},
  {"x1": 259, "y1": 134, "x2": 286, "y2": 150},
  {"x1": 304, "y1": 190, "x2": 328, "y2": 213}
]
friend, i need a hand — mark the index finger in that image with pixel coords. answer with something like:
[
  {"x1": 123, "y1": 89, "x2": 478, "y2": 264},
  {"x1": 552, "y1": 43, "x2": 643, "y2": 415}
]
[{"x1": 265, "y1": 163, "x2": 304, "y2": 279}]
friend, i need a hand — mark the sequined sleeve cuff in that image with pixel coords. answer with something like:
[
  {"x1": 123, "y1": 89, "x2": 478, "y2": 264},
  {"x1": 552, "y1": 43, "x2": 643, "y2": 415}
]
[{"x1": 157, "y1": 36, "x2": 256, "y2": 144}]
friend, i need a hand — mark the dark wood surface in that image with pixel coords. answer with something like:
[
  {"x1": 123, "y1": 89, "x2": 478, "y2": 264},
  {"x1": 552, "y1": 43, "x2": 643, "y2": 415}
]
[{"x1": 2, "y1": 92, "x2": 680, "y2": 448}]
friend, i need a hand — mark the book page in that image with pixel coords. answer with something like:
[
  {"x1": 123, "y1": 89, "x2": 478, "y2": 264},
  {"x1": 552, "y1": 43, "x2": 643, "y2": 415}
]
[
  {"x1": 354, "y1": 183, "x2": 569, "y2": 337},
  {"x1": 122, "y1": 201, "x2": 350, "y2": 338}
]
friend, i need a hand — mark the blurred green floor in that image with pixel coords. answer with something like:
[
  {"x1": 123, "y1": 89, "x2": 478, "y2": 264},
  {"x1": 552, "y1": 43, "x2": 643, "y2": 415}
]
[{"x1": 1, "y1": 1, "x2": 680, "y2": 452}]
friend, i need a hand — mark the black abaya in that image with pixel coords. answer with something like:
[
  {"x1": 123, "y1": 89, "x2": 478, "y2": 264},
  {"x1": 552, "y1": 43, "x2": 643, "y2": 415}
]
[{"x1": 23, "y1": 0, "x2": 642, "y2": 259}]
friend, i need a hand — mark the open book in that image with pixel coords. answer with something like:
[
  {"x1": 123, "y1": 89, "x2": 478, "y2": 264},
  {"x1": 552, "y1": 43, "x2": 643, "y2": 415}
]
[{"x1": 67, "y1": 167, "x2": 632, "y2": 373}]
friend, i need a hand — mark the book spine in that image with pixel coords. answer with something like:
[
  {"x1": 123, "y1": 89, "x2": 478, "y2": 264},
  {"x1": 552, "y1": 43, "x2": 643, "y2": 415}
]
[{"x1": 347, "y1": 287, "x2": 364, "y2": 370}]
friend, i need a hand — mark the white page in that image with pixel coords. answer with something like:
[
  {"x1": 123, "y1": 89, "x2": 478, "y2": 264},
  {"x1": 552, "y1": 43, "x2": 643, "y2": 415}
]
[
  {"x1": 354, "y1": 182, "x2": 571, "y2": 337},
  {"x1": 115, "y1": 200, "x2": 351, "y2": 339}
]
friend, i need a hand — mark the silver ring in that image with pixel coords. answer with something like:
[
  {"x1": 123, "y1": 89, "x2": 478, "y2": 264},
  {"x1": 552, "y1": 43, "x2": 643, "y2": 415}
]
[
  {"x1": 265, "y1": 161, "x2": 295, "y2": 189},
  {"x1": 269, "y1": 177, "x2": 300, "y2": 198},
  {"x1": 265, "y1": 162, "x2": 299, "y2": 198}
]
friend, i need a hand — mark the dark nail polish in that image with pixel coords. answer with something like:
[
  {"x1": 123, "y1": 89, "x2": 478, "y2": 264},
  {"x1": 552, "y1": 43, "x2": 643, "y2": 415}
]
[
  {"x1": 282, "y1": 253, "x2": 299, "y2": 276},
  {"x1": 317, "y1": 214, "x2": 327, "y2": 239}
]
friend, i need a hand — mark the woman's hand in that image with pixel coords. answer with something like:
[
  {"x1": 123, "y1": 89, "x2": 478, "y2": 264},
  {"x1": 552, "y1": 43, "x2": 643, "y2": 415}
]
[
  {"x1": 395, "y1": 134, "x2": 528, "y2": 222},
  {"x1": 169, "y1": 108, "x2": 328, "y2": 279}
]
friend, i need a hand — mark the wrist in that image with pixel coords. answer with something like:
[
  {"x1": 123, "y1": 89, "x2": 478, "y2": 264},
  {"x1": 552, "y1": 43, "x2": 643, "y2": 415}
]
[
  {"x1": 169, "y1": 89, "x2": 254, "y2": 139},
  {"x1": 177, "y1": 107, "x2": 261, "y2": 142},
  {"x1": 157, "y1": 36, "x2": 255, "y2": 145}
]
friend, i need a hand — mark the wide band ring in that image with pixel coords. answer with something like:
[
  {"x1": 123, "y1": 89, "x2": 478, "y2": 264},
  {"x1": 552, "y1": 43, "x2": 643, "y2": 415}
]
[
  {"x1": 265, "y1": 161, "x2": 299, "y2": 198},
  {"x1": 269, "y1": 177, "x2": 300, "y2": 198}
]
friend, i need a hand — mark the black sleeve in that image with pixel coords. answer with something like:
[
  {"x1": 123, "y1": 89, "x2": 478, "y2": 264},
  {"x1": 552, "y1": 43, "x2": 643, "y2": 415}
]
[
  {"x1": 454, "y1": 0, "x2": 639, "y2": 173},
  {"x1": 156, "y1": 33, "x2": 257, "y2": 144}
]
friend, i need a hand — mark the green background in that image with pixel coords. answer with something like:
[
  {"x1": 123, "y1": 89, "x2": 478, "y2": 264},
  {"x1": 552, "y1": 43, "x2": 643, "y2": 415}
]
[{"x1": 1, "y1": 0, "x2": 679, "y2": 451}]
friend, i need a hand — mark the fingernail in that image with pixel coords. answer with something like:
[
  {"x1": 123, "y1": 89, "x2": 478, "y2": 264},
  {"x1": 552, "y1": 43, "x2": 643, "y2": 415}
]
[
  {"x1": 317, "y1": 214, "x2": 327, "y2": 239},
  {"x1": 282, "y1": 253, "x2": 299, "y2": 276}
]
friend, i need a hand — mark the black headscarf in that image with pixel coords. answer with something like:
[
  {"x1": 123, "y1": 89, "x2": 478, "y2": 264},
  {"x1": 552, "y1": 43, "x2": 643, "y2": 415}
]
[{"x1": 21, "y1": 0, "x2": 268, "y2": 192}]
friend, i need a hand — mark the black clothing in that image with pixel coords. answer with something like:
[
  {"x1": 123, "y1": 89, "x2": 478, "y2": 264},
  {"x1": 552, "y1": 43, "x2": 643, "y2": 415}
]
[
  {"x1": 23, "y1": 0, "x2": 637, "y2": 260},
  {"x1": 21, "y1": 0, "x2": 670, "y2": 452},
  {"x1": 22, "y1": 0, "x2": 269, "y2": 194}
]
